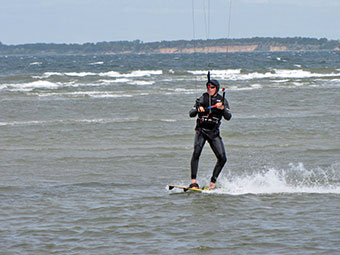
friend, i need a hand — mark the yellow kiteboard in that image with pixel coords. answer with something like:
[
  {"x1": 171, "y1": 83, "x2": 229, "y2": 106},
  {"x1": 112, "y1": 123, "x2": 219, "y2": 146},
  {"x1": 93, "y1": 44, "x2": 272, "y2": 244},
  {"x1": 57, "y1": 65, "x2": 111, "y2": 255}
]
[{"x1": 168, "y1": 185, "x2": 210, "y2": 192}]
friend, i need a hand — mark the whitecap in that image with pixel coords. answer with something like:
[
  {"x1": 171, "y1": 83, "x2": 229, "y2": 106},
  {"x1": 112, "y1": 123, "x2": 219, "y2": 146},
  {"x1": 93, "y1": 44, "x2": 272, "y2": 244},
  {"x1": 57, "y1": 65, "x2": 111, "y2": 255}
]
[
  {"x1": 4, "y1": 80, "x2": 60, "y2": 91},
  {"x1": 172, "y1": 88, "x2": 197, "y2": 94},
  {"x1": 188, "y1": 69, "x2": 241, "y2": 77},
  {"x1": 227, "y1": 85, "x2": 261, "y2": 91},
  {"x1": 99, "y1": 78, "x2": 131, "y2": 84},
  {"x1": 89, "y1": 61, "x2": 104, "y2": 65},
  {"x1": 0, "y1": 120, "x2": 44, "y2": 126},
  {"x1": 188, "y1": 69, "x2": 340, "y2": 81},
  {"x1": 37, "y1": 72, "x2": 63, "y2": 78},
  {"x1": 129, "y1": 80, "x2": 155, "y2": 86},
  {"x1": 128, "y1": 70, "x2": 162, "y2": 77},
  {"x1": 273, "y1": 79, "x2": 290, "y2": 83},
  {"x1": 98, "y1": 71, "x2": 121, "y2": 77},
  {"x1": 99, "y1": 70, "x2": 162, "y2": 78},
  {"x1": 250, "y1": 84, "x2": 262, "y2": 89},
  {"x1": 161, "y1": 119, "x2": 177, "y2": 122},
  {"x1": 173, "y1": 88, "x2": 196, "y2": 92},
  {"x1": 35, "y1": 91, "x2": 133, "y2": 98},
  {"x1": 0, "y1": 117, "x2": 140, "y2": 126},
  {"x1": 0, "y1": 84, "x2": 8, "y2": 90},
  {"x1": 29, "y1": 62, "x2": 42, "y2": 65},
  {"x1": 64, "y1": 72, "x2": 97, "y2": 77},
  {"x1": 215, "y1": 162, "x2": 340, "y2": 195},
  {"x1": 90, "y1": 93, "x2": 133, "y2": 98}
]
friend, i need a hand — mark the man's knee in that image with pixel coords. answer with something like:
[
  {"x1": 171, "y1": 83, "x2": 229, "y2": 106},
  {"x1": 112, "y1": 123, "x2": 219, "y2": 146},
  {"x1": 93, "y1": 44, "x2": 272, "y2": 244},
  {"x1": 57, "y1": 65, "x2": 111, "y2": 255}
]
[
  {"x1": 192, "y1": 145, "x2": 203, "y2": 159},
  {"x1": 218, "y1": 153, "x2": 227, "y2": 166}
]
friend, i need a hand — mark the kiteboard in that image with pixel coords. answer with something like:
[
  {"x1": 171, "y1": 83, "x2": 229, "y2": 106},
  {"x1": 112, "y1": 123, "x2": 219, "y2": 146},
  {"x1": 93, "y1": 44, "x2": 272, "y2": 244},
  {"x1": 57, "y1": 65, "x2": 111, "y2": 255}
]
[{"x1": 168, "y1": 185, "x2": 210, "y2": 192}]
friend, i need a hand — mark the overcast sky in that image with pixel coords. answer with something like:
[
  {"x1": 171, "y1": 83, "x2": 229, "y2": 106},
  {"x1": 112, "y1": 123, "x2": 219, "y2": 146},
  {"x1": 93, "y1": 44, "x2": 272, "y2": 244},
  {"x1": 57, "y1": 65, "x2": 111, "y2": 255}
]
[{"x1": 1, "y1": 0, "x2": 339, "y2": 45}]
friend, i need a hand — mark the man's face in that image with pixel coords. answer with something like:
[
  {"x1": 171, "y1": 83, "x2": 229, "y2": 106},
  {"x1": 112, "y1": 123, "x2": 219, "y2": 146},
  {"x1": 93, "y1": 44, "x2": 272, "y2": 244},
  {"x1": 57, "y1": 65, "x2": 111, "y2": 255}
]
[{"x1": 207, "y1": 83, "x2": 216, "y2": 96}]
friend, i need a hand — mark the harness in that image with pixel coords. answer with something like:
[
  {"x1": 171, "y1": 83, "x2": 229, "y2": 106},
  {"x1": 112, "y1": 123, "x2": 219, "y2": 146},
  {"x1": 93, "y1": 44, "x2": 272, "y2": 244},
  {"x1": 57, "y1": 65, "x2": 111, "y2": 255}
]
[{"x1": 197, "y1": 115, "x2": 220, "y2": 129}]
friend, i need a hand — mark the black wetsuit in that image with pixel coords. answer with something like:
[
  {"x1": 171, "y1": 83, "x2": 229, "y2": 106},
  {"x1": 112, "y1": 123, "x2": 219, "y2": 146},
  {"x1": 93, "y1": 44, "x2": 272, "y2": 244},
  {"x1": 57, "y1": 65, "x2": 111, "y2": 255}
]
[{"x1": 189, "y1": 92, "x2": 232, "y2": 183}]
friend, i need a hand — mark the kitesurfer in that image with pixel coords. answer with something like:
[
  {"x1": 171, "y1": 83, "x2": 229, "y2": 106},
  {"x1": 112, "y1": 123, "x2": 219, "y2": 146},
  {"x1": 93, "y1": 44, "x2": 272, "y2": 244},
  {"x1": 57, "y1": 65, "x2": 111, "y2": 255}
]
[{"x1": 189, "y1": 75, "x2": 232, "y2": 190}]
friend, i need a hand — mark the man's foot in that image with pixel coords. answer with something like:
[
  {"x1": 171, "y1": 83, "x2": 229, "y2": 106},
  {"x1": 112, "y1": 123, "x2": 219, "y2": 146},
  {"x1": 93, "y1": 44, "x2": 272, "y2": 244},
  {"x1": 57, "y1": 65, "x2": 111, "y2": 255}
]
[
  {"x1": 189, "y1": 183, "x2": 200, "y2": 189},
  {"x1": 209, "y1": 182, "x2": 216, "y2": 190}
]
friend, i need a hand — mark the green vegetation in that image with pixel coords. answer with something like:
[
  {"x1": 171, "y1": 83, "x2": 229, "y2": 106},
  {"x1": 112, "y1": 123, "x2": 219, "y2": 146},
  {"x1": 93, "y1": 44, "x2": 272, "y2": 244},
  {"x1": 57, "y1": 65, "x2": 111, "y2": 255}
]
[{"x1": 0, "y1": 37, "x2": 339, "y2": 55}]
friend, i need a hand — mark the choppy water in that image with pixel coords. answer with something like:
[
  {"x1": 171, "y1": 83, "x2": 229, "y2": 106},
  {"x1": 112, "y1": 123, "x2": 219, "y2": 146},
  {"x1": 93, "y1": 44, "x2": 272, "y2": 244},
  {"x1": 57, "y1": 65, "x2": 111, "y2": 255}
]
[{"x1": 1, "y1": 51, "x2": 340, "y2": 254}]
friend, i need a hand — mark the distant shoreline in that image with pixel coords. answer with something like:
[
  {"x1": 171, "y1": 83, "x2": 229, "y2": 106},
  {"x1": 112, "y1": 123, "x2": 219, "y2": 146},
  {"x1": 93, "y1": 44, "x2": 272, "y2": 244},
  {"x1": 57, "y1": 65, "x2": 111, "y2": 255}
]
[{"x1": 1, "y1": 37, "x2": 339, "y2": 56}]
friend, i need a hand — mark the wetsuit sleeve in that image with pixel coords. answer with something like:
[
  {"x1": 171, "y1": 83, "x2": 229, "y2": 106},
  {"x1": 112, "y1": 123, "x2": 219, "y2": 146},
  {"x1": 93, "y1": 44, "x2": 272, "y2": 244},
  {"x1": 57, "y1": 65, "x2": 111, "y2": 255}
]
[
  {"x1": 189, "y1": 96, "x2": 203, "y2": 118},
  {"x1": 189, "y1": 107, "x2": 198, "y2": 117},
  {"x1": 223, "y1": 98, "x2": 232, "y2": 120}
]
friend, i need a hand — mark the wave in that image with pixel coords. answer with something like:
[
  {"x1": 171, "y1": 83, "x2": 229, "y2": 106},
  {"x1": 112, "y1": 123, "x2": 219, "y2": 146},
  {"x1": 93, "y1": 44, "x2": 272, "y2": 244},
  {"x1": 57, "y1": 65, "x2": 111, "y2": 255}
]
[
  {"x1": 32, "y1": 68, "x2": 338, "y2": 82},
  {"x1": 32, "y1": 91, "x2": 134, "y2": 98},
  {"x1": 0, "y1": 79, "x2": 155, "y2": 92},
  {"x1": 0, "y1": 80, "x2": 61, "y2": 91},
  {"x1": 129, "y1": 80, "x2": 155, "y2": 86},
  {"x1": 164, "y1": 88, "x2": 197, "y2": 94},
  {"x1": 33, "y1": 70, "x2": 163, "y2": 79},
  {"x1": 212, "y1": 162, "x2": 340, "y2": 195},
  {"x1": 0, "y1": 116, "x2": 184, "y2": 127},
  {"x1": 89, "y1": 61, "x2": 104, "y2": 65},
  {"x1": 2, "y1": 68, "x2": 339, "y2": 94},
  {"x1": 228, "y1": 84, "x2": 263, "y2": 91},
  {"x1": 189, "y1": 69, "x2": 340, "y2": 81},
  {"x1": 64, "y1": 72, "x2": 97, "y2": 77},
  {"x1": 0, "y1": 117, "x2": 140, "y2": 127},
  {"x1": 29, "y1": 62, "x2": 42, "y2": 66},
  {"x1": 160, "y1": 119, "x2": 177, "y2": 122}
]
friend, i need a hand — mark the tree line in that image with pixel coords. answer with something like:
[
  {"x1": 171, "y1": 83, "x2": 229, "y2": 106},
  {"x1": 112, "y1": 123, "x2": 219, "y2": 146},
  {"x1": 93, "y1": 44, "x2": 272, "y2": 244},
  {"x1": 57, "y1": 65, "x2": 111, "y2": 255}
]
[{"x1": 0, "y1": 37, "x2": 339, "y2": 55}]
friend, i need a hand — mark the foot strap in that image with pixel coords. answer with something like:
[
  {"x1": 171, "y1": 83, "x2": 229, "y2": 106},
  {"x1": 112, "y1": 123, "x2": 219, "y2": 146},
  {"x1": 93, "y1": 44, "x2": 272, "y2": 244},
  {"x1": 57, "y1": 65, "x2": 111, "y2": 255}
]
[{"x1": 189, "y1": 183, "x2": 199, "y2": 189}]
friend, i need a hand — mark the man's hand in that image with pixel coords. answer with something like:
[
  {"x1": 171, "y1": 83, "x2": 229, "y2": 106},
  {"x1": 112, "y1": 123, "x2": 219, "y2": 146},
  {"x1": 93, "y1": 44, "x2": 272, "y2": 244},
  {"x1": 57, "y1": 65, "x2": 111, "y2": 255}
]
[
  {"x1": 215, "y1": 102, "x2": 224, "y2": 110},
  {"x1": 198, "y1": 106, "x2": 205, "y2": 112}
]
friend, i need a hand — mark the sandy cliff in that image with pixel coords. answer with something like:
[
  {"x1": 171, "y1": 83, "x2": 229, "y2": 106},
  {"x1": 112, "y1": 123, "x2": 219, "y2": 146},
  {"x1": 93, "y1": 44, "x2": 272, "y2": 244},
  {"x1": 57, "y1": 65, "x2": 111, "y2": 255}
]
[{"x1": 153, "y1": 45, "x2": 259, "y2": 54}]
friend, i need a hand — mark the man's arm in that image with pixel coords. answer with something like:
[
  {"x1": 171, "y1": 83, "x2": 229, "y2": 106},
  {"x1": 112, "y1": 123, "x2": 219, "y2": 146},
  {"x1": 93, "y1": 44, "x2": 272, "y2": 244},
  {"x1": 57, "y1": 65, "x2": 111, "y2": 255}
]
[{"x1": 223, "y1": 99, "x2": 232, "y2": 120}]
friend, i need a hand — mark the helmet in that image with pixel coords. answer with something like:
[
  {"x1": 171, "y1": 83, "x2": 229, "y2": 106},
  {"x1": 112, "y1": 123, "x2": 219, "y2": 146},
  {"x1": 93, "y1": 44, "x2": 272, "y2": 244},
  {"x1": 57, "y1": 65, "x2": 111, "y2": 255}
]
[{"x1": 206, "y1": 79, "x2": 220, "y2": 93}]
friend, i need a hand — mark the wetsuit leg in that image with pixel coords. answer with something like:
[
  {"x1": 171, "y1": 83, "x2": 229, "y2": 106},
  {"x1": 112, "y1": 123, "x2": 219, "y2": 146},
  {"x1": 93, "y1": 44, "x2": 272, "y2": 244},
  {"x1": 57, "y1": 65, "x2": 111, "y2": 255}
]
[
  {"x1": 208, "y1": 135, "x2": 227, "y2": 183},
  {"x1": 191, "y1": 131, "x2": 206, "y2": 180}
]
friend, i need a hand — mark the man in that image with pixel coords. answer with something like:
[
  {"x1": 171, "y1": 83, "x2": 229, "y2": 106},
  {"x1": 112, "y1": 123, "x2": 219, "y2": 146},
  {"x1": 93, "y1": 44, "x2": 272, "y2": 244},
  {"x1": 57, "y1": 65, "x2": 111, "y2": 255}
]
[{"x1": 189, "y1": 75, "x2": 232, "y2": 190}]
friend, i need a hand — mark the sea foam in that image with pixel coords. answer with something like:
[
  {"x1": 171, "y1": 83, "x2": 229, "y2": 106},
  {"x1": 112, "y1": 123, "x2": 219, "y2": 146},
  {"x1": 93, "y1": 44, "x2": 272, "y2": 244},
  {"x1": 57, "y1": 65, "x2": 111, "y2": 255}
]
[
  {"x1": 188, "y1": 69, "x2": 340, "y2": 81},
  {"x1": 32, "y1": 70, "x2": 163, "y2": 79},
  {"x1": 215, "y1": 162, "x2": 340, "y2": 195},
  {"x1": 2, "y1": 80, "x2": 60, "y2": 91}
]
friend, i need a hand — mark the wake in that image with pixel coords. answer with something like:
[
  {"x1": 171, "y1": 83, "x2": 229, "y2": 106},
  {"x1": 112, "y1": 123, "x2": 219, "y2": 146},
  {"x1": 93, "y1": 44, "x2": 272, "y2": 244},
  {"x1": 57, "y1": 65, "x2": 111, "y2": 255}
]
[{"x1": 215, "y1": 162, "x2": 340, "y2": 195}]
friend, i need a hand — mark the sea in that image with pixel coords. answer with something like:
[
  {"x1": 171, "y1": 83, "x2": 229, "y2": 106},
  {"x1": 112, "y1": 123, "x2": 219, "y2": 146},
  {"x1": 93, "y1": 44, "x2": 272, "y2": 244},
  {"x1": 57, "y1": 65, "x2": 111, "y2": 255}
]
[{"x1": 1, "y1": 51, "x2": 340, "y2": 254}]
